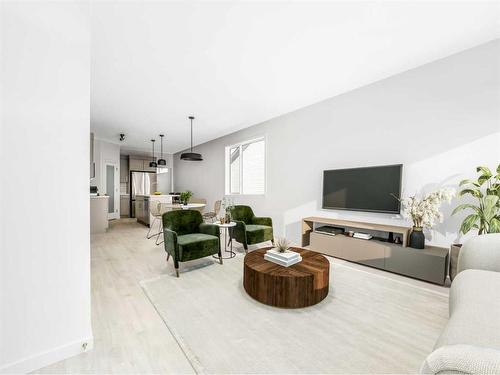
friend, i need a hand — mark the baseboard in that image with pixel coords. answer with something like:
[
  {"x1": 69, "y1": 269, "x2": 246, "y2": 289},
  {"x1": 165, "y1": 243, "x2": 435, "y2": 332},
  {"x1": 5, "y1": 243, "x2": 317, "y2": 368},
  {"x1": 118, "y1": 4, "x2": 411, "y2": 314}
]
[{"x1": 0, "y1": 336, "x2": 93, "y2": 374}]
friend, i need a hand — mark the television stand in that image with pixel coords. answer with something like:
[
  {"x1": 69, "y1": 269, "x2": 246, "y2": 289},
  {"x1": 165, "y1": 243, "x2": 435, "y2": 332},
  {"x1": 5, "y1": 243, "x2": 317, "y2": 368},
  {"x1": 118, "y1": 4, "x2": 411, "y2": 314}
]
[{"x1": 301, "y1": 217, "x2": 448, "y2": 285}]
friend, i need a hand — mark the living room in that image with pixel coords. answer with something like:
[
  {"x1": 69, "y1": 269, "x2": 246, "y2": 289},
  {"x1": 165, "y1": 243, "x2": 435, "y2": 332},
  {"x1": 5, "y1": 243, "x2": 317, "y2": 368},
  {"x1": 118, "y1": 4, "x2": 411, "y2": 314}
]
[{"x1": 1, "y1": 1, "x2": 499, "y2": 374}]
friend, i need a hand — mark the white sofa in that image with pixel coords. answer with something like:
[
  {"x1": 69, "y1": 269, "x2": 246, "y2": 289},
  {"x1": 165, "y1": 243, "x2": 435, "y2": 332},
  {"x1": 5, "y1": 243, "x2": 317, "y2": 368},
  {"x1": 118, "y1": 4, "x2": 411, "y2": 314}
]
[{"x1": 421, "y1": 233, "x2": 500, "y2": 374}]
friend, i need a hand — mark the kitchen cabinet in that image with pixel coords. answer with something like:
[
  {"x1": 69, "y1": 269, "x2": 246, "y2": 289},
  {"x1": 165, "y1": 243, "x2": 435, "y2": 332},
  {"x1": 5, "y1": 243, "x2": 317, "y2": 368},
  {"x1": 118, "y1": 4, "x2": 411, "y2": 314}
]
[
  {"x1": 129, "y1": 157, "x2": 157, "y2": 172},
  {"x1": 129, "y1": 158, "x2": 144, "y2": 171},
  {"x1": 120, "y1": 157, "x2": 129, "y2": 182},
  {"x1": 120, "y1": 195, "x2": 130, "y2": 217},
  {"x1": 143, "y1": 159, "x2": 157, "y2": 172}
]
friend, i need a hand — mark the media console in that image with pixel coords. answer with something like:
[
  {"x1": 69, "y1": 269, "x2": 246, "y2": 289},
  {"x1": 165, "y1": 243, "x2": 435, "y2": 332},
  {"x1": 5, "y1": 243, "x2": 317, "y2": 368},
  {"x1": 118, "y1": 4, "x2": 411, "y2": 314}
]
[{"x1": 301, "y1": 217, "x2": 448, "y2": 285}]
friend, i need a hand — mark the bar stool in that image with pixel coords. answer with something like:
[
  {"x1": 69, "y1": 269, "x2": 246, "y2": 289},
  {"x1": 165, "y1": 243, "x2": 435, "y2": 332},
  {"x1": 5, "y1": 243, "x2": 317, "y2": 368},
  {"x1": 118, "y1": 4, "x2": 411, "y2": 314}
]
[{"x1": 146, "y1": 202, "x2": 164, "y2": 245}]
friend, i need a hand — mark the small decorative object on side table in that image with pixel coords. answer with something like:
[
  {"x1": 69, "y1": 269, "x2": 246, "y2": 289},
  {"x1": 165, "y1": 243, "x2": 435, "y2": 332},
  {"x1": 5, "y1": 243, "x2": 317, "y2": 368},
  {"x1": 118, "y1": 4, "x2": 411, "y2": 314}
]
[
  {"x1": 394, "y1": 188, "x2": 455, "y2": 249},
  {"x1": 212, "y1": 221, "x2": 237, "y2": 259}
]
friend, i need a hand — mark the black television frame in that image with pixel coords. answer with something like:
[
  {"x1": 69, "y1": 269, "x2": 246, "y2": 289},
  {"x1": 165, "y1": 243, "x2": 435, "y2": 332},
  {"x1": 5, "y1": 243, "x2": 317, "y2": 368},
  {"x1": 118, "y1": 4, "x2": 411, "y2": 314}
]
[{"x1": 322, "y1": 164, "x2": 403, "y2": 214}]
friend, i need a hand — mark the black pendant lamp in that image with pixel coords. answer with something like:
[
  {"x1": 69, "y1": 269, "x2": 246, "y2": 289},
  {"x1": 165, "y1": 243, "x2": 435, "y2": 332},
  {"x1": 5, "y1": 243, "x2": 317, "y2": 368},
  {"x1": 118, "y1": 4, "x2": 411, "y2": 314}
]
[
  {"x1": 149, "y1": 139, "x2": 157, "y2": 168},
  {"x1": 180, "y1": 116, "x2": 203, "y2": 161},
  {"x1": 157, "y1": 134, "x2": 167, "y2": 167}
]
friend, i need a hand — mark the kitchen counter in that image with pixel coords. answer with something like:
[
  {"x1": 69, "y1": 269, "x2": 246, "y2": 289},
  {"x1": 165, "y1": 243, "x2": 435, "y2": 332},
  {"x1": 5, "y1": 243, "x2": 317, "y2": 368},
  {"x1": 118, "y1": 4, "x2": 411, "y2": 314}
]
[{"x1": 90, "y1": 195, "x2": 109, "y2": 233}]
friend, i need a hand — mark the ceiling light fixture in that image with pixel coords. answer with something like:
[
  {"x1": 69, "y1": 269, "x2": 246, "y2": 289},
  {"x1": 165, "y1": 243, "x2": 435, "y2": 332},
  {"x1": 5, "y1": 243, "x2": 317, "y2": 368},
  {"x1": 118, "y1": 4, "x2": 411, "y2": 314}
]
[
  {"x1": 157, "y1": 134, "x2": 167, "y2": 167},
  {"x1": 149, "y1": 139, "x2": 157, "y2": 168},
  {"x1": 180, "y1": 116, "x2": 203, "y2": 161}
]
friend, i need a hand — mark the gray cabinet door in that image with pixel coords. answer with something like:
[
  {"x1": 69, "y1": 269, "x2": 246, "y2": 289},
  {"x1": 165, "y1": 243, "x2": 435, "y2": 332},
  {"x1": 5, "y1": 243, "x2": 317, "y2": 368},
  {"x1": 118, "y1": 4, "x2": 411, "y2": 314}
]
[
  {"x1": 120, "y1": 158, "x2": 129, "y2": 182},
  {"x1": 385, "y1": 245, "x2": 447, "y2": 284}
]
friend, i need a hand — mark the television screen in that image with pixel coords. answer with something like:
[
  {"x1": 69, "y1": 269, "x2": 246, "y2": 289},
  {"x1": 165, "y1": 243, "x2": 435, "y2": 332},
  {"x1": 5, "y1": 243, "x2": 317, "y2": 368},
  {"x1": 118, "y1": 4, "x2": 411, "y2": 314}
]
[{"x1": 322, "y1": 164, "x2": 402, "y2": 213}]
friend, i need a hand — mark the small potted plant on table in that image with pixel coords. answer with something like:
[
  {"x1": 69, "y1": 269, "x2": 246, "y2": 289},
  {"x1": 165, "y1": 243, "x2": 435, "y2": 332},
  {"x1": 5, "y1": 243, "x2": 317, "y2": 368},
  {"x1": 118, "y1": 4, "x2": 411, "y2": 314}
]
[{"x1": 179, "y1": 190, "x2": 193, "y2": 206}]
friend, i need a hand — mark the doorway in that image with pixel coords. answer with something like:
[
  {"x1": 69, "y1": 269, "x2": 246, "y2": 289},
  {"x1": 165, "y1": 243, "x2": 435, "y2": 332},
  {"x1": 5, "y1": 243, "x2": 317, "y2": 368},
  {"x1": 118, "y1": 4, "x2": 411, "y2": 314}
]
[{"x1": 105, "y1": 162, "x2": 120, "y2": 220}]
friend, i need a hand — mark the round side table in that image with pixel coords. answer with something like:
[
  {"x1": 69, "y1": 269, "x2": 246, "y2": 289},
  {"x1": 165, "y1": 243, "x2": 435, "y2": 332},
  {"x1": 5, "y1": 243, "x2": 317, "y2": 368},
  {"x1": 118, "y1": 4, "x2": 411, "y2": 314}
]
[{"x1": 213, "y1": 221, "x2": 237, "y2": 259}]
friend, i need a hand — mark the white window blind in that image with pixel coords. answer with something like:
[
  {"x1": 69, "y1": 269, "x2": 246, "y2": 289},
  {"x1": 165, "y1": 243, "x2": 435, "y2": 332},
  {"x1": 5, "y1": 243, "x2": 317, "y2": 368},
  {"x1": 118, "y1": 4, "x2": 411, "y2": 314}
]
[{"x1": 226, "y1": 138, "x2": 265, "y2": 195}]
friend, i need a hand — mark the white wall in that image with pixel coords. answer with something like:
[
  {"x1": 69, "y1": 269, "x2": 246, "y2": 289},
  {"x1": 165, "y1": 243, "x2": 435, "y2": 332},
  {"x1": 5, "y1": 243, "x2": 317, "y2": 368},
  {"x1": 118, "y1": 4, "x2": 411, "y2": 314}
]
[
  {"x1": 0, "y1": 2, "x2": 92, "y2": 373},
  {"x1": 174, "y1": 40, "x2": 500, "y2": 247}
]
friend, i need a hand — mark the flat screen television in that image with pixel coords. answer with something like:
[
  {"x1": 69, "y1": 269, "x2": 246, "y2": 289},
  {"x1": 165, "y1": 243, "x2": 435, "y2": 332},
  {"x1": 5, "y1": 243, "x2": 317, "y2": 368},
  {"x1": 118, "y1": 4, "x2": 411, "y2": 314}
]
[{"x1": 322, "y1": 164, "x2": 402, "y2": 214}]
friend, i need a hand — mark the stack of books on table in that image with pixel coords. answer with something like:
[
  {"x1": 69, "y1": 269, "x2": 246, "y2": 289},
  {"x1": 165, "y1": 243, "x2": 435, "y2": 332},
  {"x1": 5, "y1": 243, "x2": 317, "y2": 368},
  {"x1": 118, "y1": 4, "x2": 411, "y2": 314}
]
[{"x1": 264, "y1": 249, "x2": 302, "y2": 267}]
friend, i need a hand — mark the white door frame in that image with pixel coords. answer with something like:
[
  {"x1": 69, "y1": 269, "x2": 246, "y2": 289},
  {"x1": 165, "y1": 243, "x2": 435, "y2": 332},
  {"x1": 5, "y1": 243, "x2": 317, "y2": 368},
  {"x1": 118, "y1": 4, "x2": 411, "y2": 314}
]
[{"x1": 104, "y1": 161, "x2": 120, "y2": 220}]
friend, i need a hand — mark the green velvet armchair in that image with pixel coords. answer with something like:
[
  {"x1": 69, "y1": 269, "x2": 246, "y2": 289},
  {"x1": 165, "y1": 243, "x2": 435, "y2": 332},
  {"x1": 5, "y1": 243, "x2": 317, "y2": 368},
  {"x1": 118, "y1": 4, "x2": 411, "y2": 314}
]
[
  {"x1": 227, "y1": 205, "x2": 274, "y2": 252},
  {"x1": 162, "y1": 209, "x2": 222, "y2": 277}
]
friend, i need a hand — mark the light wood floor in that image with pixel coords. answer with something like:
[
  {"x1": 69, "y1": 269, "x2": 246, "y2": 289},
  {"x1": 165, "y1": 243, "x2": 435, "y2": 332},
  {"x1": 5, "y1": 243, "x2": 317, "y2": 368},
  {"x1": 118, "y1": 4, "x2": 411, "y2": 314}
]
[
  {"x1": 38, "y1": 219, "x2": 195, "y2": 374},
  {"x1": 38, "y1": 219, "x2": 448, "y2": 374}
]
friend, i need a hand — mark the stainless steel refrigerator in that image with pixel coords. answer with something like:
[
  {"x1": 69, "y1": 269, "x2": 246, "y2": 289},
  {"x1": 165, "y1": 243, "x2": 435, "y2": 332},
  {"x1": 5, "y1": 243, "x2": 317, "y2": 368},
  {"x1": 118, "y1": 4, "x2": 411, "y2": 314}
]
[{"x1": 130, "y1": 171, "x2": 157, "y2": 219}]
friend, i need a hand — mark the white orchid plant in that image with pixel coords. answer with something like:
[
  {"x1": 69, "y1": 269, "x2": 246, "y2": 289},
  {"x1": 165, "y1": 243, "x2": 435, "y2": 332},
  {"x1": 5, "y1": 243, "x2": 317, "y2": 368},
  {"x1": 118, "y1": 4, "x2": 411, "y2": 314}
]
[{"x1": 397, "y1": 188, "x2": 455, "y2": 229}]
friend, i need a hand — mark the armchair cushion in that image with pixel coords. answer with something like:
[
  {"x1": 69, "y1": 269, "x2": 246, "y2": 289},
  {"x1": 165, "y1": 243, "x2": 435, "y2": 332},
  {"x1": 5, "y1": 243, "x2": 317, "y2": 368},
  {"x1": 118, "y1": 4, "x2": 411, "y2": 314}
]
[
  {"x1": 252, "y1": 216, "x2": 272, "y2": 227},
  {"x1": 163, "y1": 209, "x2": 203, "y2": 236},
  {"x1": 199, "y1": 223, "x2": 220, "y2": 237},
  {"x1": 246, "y1": 224, "x2": 273, "y2": 244},
  {"x1": 229, "y1": 205, "x2": 255, "y2": 224},
  {"x1": 177, "y1": 233, "x2": 219, "y2": 261}
]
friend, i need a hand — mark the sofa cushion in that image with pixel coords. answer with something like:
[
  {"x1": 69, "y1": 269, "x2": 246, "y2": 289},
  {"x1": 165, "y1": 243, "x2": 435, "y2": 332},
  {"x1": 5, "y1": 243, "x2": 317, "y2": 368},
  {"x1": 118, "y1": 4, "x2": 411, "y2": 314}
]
[
  {"x1": 245, "y1": 224, "x2": 273, "y2": 244},
  {"x1": 435, "y1": 269, "x2": 500, "y2": 351},
  {"x1": 421, "y1": 344, "x2": 500, "y2": 374},
  {"x1": 177, "y1": 233, "x2": 219, "y2": 261}
]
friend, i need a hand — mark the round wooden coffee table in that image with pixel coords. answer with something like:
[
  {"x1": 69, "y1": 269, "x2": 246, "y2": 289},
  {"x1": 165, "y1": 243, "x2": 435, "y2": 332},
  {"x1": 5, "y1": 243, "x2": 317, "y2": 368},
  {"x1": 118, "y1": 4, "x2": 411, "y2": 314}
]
[{"x1": 243, "y1": 247, "x2": 329, "y2": 308}]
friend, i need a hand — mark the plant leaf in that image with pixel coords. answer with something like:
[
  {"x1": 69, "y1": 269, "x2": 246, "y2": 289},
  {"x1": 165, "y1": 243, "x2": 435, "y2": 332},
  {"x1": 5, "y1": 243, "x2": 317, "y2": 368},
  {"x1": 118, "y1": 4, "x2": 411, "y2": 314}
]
[
  {"x1": 483, "y1": 195, "x2": 500, "y2": 221},
  {"x1": 459, "y1": 179, "x2": 480, "y2": 187},
  {"x1": 496, "y1": 164, "x2": 500, "y2": 174},
  {"x1": 452, "y1": 204, "x2": 479, "y2": 215},
  {"x1": 478, "y1": 174, "x2": 491, "y2": 186},
  {"x1": 489, "y1": 217, "x2": 500, "y2": 233},
  {"x1": 460, "y1": 214, "x2": 480, "y2": 235},
  {"x1": 477, "y1": 166, "x2": 492, "y2": 177},
  {"x1": 459, "y1": 188, "x2": 483, "y2": 198}
]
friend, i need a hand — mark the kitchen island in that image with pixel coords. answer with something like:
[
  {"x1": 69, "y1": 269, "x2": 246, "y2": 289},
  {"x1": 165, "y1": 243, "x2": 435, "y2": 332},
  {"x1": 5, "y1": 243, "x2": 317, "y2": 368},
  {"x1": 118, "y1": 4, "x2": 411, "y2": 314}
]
[{"x1": 135, "y1": 194, "x2": 179, "y2": 227}]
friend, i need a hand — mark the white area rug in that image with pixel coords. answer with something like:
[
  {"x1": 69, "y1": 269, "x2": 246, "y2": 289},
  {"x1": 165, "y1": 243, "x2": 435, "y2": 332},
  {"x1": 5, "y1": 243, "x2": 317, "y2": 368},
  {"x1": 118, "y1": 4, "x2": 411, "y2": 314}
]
[{"x1": 141, "y1": 253, "x2": 448, "y2": 374}]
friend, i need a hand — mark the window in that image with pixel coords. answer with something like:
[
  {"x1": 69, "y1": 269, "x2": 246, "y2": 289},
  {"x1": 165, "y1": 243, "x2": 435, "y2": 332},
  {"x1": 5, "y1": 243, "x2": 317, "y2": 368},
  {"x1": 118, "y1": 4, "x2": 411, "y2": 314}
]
[{"x1": 226, "y1": 138, "x2": 265, "y2": 195}]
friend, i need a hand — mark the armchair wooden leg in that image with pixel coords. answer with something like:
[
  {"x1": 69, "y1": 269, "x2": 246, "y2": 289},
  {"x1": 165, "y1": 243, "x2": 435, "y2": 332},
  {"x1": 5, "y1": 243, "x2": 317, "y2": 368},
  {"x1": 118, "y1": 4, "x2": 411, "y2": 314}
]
[
  {"x1": 166, "y1": 253, "x2": 170, "y2": 262},
  {"x1": 174, "y1": 259, "x2": 180, "y2": 277},
  {"x1": 243, "y1": 244, "x2": 248, "y2": 253},
  {"x1": 219, "y1": 256, "x2": 223, "y2": 265}
]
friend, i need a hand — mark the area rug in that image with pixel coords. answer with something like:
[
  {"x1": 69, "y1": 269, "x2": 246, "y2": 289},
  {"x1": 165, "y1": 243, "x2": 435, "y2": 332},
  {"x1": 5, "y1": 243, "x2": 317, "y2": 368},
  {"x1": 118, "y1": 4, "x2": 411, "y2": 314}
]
[{"x1": 140, "y1": 254, "x2": 448, "y2": 374}]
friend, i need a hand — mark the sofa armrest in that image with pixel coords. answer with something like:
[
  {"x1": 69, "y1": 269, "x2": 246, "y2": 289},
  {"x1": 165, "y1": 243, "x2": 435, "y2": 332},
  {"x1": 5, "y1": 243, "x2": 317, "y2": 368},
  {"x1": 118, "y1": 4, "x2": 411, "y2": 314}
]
[
  {"x1": 163, "y1": 228, "x2": 179, "y2": 259},
  {"x1": 420, "y1": 344, "x2": 500, "y2": 374},
  {"x1": 252, "y1": 216, "x2": 272, "y2": 227},
  {"x1": 457, "y1": 233, "x2": 500, "y2": 274},
  {"x1": 199, "y1": 223, "x2": 220, "y2": 238}
]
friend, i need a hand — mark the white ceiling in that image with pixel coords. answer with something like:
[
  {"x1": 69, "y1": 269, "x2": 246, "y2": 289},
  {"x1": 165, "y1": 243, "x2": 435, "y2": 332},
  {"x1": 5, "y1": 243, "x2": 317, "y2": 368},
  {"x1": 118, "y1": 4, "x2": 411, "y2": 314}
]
[{"x1": 91, "y1": 1, "x2": 499, "y2": 154}]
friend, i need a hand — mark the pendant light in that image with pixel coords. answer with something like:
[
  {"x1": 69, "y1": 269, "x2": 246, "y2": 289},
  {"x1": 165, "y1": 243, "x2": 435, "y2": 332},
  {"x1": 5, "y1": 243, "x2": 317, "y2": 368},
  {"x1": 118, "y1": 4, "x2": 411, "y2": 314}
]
[
  {"x1": 157, "y1": 134, "x2": 167, "y2": 167},
  {"x1": 180, "y1": 116, "x2": 203, "y2": 161},
  {"x1": 149, "y1": 139, "x2": 157, "y2": 168}
]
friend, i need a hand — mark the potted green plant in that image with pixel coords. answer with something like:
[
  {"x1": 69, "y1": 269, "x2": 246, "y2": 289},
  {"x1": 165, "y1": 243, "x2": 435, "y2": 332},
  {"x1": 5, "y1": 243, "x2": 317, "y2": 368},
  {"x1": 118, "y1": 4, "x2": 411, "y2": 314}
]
[
  {"x1": 450, "y1": 164, "x2": 500, "y2": 280},
  {"x1": 453, "y1": 164, "x2": 500, "y2": 235},
  {"x1": 179, "y1": 190, "x2": 193, "y2": 206}
]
